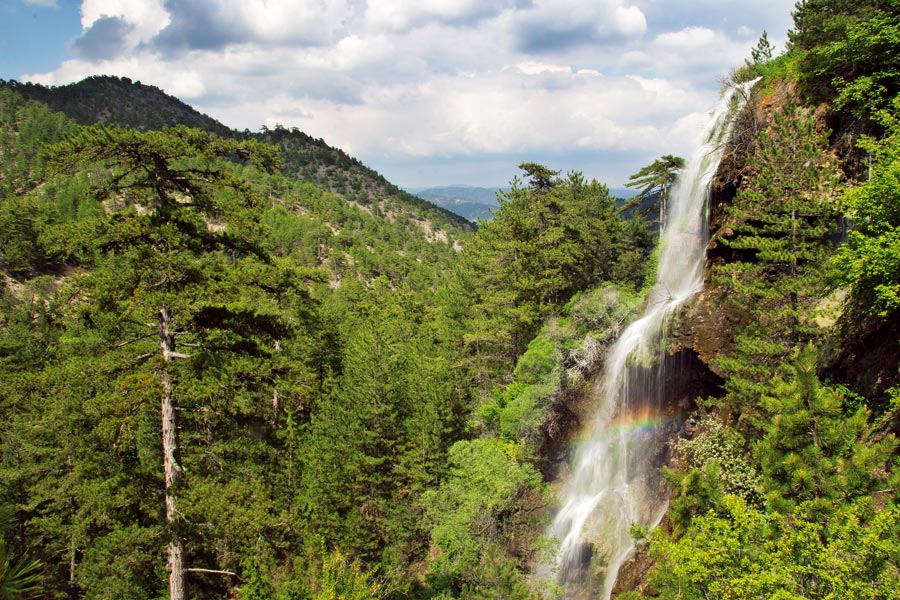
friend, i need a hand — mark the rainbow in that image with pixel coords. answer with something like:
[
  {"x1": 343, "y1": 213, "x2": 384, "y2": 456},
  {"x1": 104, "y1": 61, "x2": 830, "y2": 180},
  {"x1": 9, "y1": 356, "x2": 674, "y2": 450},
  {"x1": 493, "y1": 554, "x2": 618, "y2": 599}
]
[{"x1": 573, "y1": 406, "x2": 675, "y2": 450}]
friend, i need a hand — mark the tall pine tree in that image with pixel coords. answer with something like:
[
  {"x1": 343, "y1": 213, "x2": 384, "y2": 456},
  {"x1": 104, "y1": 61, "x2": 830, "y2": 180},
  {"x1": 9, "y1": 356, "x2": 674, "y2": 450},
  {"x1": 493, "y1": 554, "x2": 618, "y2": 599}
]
[
  {"x1": 714, "y1": 104, "x2": 843, "y2": 415},
  {"x1": 43, "y1": 125, "x2": 316, "y2": 599}
]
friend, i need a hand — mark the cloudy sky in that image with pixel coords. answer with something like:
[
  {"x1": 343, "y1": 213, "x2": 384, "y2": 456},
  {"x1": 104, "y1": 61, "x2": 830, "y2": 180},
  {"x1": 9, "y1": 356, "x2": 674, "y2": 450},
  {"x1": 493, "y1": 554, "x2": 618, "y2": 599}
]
[{"x1": 1, "y1": 0, "x2": 796, "y2": 188}]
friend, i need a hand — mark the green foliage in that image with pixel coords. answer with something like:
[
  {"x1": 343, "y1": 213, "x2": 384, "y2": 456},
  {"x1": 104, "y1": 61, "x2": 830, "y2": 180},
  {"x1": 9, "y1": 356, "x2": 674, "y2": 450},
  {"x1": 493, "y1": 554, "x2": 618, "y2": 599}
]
[
  {"x1": 657, "y1": 347, "x2": 900, "y2": 598},
  {"x1": 512, "y1": 335, "x2": 557, "y2": 385},
  {"x1": 0, "y1": 87, "x2": 479, "y2": 599},
  {"x1": 754, "y1": 345, "x2": 897, "y2": 514},
  {"x1": 6, "y1": 125, "x2": 330, "y2": 599},
  {"x1": 751, "y1": 30, "x2": 775, "y2": 64},
  {"x1": 0, "y1": 88, "x2": 82, "y2": 275},
  {"x1": 565, "y1": 286, "x2": 641, "y2": 347},
  {"x1": 464, "y1": 164, "x2": 646, "y2": 376},
  {"x1": 674, "y1": 417, "x2": 762, "y2": 505},
  {"x1": 732, "y1": 51, "x2": 801, "y2": 92},
  {"x1": 0, "y1": 87, "x2": 77, "y2": 197},
  {"x1": 790, "y1": 0, "x2": 900, "y2": 118},
  {"x1": 492, "y1": 336, "x2": 560, "y2": 441},
  {"x1": 238, "y1": 555, "x2": 274, "y2": 600},
  {"x1": 839, "y1": 104, "x2": 900, "y2": 315},
  {"x1": 649, "y1": 495, "x2": 900, "y2": 600},
  {"x1": 625, "y1": 155, "x2": 686, "y2": 198},
  {"x1": 474, "y1": 285, "x2": 641, "y2": 445},
  {"x1": 661, "y1": 462, "x2": 727, "y2": 537},
  {"x1": 312, "y1": 549, "x2": 384, "y2": 600},
  {"x1": 422, "y1": 439, "x2": 542, "y2": 598},
  {"x1": 623, "y1": 155, "x2": 686, "y2": 234},
  {"x1": 291, "y1": 279, "x2": 469, "y2": 594}
]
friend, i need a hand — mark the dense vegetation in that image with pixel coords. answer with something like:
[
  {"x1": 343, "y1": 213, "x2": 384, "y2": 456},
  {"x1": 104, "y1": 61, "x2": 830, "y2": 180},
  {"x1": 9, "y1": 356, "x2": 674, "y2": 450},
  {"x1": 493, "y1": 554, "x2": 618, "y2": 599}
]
[
  {"x1": 2, "y1": 1, "x2": 900, "y2": 598},
  {"x1": 634, "y1": 2, "x2": 900, "y2": 598},
  {"x1": 0, "y1": 77, "x2": 649, "y2": 598}
]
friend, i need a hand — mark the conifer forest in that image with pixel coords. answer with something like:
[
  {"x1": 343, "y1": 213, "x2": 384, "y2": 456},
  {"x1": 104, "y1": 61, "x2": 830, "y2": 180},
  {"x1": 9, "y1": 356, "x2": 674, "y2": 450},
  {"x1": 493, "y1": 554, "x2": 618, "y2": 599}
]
[{"x1": 1, "y1": 1, "x2": 899, "y2": 598}]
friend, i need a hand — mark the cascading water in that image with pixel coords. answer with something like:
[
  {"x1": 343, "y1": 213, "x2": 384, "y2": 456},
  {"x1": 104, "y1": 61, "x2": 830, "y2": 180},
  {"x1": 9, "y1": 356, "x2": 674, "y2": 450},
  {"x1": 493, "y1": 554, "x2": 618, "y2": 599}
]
[{"x1": 548, "y1": 80, "x2": 758, "y2": 599}]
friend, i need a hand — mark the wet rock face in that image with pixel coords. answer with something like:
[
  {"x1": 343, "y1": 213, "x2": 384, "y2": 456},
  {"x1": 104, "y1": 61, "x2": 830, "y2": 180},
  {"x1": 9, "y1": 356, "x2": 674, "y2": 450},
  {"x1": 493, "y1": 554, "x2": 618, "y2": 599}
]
[
  {"x1": 659, "y1": 347, "x2": 724, "y2": 412},
  {"x1": 670, "y1": 287, "x2": 747, "y2": 375},
  {"x1": 539, "y1": 386, "x2": 587, "y2": 481},
  {"x1": 823, "y1": 311, "x2": 900, "y2": 410},
  {"x1": 612, "y1": 542, "x2": 655, "y2": 598}
]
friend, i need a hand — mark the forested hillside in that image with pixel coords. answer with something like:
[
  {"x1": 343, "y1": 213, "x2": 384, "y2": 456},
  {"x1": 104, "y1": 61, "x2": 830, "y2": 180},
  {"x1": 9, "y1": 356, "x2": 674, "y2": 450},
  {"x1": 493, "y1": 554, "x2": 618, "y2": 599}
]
[
  {"x1": 1, "y1": 76, "x2": 472, "y2": 236},
  {"x1": 2, "y1": 1, "x2": 900, "y2": 599},
  {"x1": 0, "y1": 76, "x2": 650, "y2": 598},
  {"x1": 0, "y1": 91, "x2": 474, "y2": 599}
]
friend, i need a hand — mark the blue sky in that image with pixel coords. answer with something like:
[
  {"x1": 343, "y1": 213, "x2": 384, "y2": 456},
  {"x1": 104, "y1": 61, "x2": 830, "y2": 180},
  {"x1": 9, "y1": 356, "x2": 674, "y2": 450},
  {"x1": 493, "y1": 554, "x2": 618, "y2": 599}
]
[
  {"x1": 0, "y1": 1, "x2": 81, "y2": 76},
  {"x1": 1, "y1": 0, "x2": 796, "y2": 188}
]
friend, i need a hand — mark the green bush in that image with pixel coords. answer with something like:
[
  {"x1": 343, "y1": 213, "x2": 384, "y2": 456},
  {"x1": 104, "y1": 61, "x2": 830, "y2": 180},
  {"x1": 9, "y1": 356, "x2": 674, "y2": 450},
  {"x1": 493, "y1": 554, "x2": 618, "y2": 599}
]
[{"x1": 674, "y1": 416, "x2": 762, "y2": 505}]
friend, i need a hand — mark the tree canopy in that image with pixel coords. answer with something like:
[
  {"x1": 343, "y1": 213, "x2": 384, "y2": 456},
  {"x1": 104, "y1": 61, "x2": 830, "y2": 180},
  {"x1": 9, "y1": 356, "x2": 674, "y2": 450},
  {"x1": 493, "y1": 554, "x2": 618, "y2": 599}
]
[{"x1": 623, "y1": 154, "x2": 685, "y2": 235}]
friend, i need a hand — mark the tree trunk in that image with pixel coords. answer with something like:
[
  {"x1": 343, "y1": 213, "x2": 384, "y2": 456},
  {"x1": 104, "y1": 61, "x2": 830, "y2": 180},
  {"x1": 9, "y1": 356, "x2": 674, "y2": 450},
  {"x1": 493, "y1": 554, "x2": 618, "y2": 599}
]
[
  {"x1": 68, "y1": 539, "x2": 77, "y2": 600},
  {"x1": 659, "y1": 186, "x2": 668, "y2": 237},
  {"x1": 159, "y1": 304, "x2": 185, "y2": 600},
  {"x1": 271, "y1": 340, "x2": 282, "y2": 426}
]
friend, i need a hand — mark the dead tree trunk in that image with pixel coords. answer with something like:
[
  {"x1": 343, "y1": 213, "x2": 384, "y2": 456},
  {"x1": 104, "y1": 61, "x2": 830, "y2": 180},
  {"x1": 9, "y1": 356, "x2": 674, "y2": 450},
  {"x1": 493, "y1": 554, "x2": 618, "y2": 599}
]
[{"x1": 159, "y1": 304, "x2": 185, "y2": 600}]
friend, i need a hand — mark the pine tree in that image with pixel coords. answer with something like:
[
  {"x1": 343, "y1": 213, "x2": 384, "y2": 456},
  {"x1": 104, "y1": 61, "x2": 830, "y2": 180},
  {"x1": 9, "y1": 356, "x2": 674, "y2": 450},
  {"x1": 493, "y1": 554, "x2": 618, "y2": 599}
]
[
  {"x1": 624, "y1": 154, "x2": 686, "y2": 236},
  {"x1": 714, "y1": 104, "x2": 842, "y2": 414},
  {"x1": 295, "y1": 280, "x2": 467, "y2": 585},
  {"x1": 754, "y1": 345, "x2": 897, "y2": 514},
  {"x1": 463, "y1": 163, "x2": 632, "y2": 378},
  {"x1": 44, "y1": 125, "x2": 296, "y2": 599},
  {"x1": 750, "y1": 30, "x2": 774, "y2": 64}
]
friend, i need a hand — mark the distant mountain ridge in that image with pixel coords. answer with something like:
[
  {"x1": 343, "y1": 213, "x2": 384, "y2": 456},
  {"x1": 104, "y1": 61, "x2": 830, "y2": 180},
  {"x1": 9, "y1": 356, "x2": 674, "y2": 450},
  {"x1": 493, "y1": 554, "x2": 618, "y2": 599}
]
[
  {"x1": 1, "y1": 75, "x2": 473, "y2": 233},
  {"x1": 409, "y1": 186, "x2": 502, "y2": 222},
  {"x1": 410, "y1": 184, "x2": 636, "y2": 222}
]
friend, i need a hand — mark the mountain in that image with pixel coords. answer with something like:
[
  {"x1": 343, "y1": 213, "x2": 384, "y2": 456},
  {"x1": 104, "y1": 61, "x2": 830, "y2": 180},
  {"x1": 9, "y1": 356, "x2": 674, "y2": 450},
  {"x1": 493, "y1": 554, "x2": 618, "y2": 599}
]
[
  {"x1": 609, "y1": 187, "x2": 637, "y2": 199},
  {"x1": 0, "y1": 76, "x2": 232, "y2": 137},
  {"x1": 0, "y1": 81, "x2": 470, "y2": 293},
  {"x1": 410, "y1": 185, "x2": 636, "y2": 222},
  {"x1": 409, "y1": 186, "x2": 501, "y2": 222},
  {"x1": 1, "y1": 75, "x2": 473, "y2": 234}
]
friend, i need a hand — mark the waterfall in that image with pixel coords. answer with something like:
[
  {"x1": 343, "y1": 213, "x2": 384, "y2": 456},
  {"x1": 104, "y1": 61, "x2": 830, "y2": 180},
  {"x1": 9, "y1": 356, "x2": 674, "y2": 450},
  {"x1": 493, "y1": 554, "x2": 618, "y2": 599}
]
[{"x1": 548, "y1": 80, "x2": 758, "y2": 599}]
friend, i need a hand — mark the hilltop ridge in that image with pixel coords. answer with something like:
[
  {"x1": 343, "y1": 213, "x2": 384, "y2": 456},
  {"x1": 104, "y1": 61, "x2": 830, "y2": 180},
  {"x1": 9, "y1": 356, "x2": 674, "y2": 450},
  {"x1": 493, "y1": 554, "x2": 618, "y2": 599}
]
[{"x1": 1, "y1": 75, "x2": 473, "y2": 233}]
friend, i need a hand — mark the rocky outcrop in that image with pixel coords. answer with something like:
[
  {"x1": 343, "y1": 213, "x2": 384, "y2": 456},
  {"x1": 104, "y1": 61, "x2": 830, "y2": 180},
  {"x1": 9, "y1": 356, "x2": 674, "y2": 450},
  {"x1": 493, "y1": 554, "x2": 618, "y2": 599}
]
[
  {"x1": 669, "y1": 285, "x2": 742, "y2": 375},
  {"x1": 612, "y1": 543, "x2": 656, "y2": 598}
]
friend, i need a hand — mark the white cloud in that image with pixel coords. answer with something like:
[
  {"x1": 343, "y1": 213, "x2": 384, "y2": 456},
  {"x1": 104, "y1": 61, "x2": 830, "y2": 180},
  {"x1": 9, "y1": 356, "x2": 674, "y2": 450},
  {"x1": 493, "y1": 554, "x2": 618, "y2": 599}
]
[
  {"x1": 612, "y1": 3, "x2": 648, "y2": 37},
  {"x1": 220, "y1": 66, "x2": 709, "y2": 163},
  {"x1": 331, "y1": 34, "x2": 394, "y2": 70},
  {"x1": 81, "y1": 0, "x2": 170, "y2": 47},
  {"x1": 514, "y1": 62, "x2": 572, "y2": 76},
  {"x1": 654, "y1": 26, "x2": 717, "y2": 49},
  {"x1": 21, "y1": 0, "x2": 798, "y2": 186},
  {"x1": 508, "y1": 0, "x2": 647, "y2": 53},
  {"x1": 222, "y1": 0, "x2": 353, "y2": 44},
  {"x1": 365, "y1": 0, "x2": 518, "y2": 31}
]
